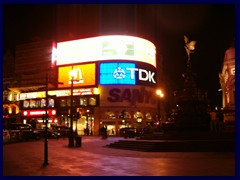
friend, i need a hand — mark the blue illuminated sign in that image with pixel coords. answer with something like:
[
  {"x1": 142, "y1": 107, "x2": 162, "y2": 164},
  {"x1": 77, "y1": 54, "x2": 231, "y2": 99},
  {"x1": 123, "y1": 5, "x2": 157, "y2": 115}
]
[{"x1": 100, "y1": 63, "x2": 136, "y2": 85}]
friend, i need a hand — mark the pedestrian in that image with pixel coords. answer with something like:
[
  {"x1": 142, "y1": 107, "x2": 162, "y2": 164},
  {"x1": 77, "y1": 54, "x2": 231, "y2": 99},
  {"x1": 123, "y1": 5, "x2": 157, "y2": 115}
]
[
  {"x1": 209, "y1": 110, "x2": 217, "y2": 132},
  {"x1": 217, "y1": 110, "x2": 224, "y2": 133},
  {"x1": 100, "y1": 126, "x2": 106, "y2": 139},
  {"x1": 104, "y1": 126, "x2": 108, "y2": 139},
  {"x1": 86, "y1": 128, "x2": 89, "y2": 136}
]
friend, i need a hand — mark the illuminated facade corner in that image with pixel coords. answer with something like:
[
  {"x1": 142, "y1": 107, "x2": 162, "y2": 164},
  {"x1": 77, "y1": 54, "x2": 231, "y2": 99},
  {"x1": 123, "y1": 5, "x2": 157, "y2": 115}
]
[
  {"x1": 2, "y1": 89, "x2": 21, "y2": 128},
  {"x1": 55, "y1": 35, "x2": 158, "y2": 136},
  {"x1": 219, "y1": 47, "x2": 235, "y2": 124}
]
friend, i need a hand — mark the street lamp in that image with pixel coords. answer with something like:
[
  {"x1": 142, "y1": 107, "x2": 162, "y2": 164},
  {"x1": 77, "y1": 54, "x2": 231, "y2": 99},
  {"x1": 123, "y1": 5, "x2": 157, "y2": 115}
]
[
  {"x1": 156, "y1": 89, "x2": 164, "y2": 131},
  {"x1": 68, "y1": 69, "x2": 78, "y2": 147},
  {"x1": 43, "y1": 73, "x2": 49, "y2": 166},
  {"x1": 43, "y1": 72, "x2": 63, "y2": 165},
  {"x1": 21, "y1": 65, "x2": 62, "y2": 166}
]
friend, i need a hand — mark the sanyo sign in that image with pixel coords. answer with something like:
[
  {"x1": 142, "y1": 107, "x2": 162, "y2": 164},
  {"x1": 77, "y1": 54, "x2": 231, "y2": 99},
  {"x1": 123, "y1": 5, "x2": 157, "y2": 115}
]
[{"x1": 99, "y1": 62, "x2": 156, "y2": 86}]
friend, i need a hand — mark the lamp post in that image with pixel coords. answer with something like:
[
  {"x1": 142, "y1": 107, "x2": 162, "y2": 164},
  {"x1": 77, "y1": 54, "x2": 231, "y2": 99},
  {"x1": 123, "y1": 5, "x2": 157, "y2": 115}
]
[
  {"x1": 21, "y1": 67, "x2": 63, "y2": 165},
  {"x1": 156, "y1": 89, "x2": 164, "y2": 132},
  {"x1": 43, "y1": 73, "x2": 49, "y2": 166},
  {"x1": 68, "y1": 76, "x2": 74, "y2": 147},
  {"x1": 68, "y1": 69, "x2": 78, "y2": 147},
  {"x1": 22, "y1": 70, "x2": 51, "y2": 166}
]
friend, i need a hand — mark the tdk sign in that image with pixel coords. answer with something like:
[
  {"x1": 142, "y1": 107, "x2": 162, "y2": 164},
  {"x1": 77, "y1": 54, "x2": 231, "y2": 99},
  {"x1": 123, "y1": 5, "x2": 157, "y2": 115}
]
[
  {"x1": 100, "y1": 62, "x2": 156, "y2": 86},
  {"x1": 126, "y1": 68, "x2": 156, "y2": 84}
]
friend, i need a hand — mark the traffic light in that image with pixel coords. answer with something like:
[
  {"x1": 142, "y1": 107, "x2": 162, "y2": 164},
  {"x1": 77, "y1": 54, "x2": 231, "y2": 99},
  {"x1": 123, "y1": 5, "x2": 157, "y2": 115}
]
[
  {"x1": 45, "y1": 114, "x2": 49, "y2": 122},
  {"x1": 42, "y1": 114, "x2": 49, "y2": 122}
]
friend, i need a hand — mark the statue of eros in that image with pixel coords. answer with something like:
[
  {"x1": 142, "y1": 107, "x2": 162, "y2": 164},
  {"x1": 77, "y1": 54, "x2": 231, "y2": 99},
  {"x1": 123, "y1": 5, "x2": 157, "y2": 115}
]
[{"x1": 184, "y1": 35, "x2": 197, "y2": 62}]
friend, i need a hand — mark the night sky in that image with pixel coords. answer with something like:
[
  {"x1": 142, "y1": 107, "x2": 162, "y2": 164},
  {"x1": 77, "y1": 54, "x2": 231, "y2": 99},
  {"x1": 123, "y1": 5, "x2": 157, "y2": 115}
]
[{"x1": 3, "y1": 4, "x2": 235, "y2": 108}]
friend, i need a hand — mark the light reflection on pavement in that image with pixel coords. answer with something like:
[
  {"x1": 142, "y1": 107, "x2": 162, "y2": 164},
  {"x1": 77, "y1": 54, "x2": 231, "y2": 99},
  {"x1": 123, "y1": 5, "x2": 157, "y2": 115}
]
[{"x1": 3, "y1": 136, "x2": 235, "y2": 176}]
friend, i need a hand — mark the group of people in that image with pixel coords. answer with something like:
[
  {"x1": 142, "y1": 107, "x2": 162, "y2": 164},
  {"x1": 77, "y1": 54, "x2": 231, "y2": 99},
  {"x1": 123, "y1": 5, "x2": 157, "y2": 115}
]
[{"x1": 209, "y1": 110, "x2": 224, "y2": 133}]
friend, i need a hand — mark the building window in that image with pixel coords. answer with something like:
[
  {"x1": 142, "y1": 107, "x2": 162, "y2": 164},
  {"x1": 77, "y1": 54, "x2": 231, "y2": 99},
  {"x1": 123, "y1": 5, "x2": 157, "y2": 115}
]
[
  {"x1": 134, "y1": 112, "x2": 143, "y2": 119},
  {"x1": 60, "y1": 99, "x2": 67, "y2": 107},
  {"x1": 23, "y1": 100, "x2": 30, "y2": 108},
  {"x1": 145, "y1": 113, "x2": 152, "y2": 120},
  {"x1": 13, "y1": 93, "x2": 19, "y2": 101},
  {"x1": 35, "y1": 100, "x2": 40, "y2": 108},
  {"x1": 41, "y1": 99, "x2": 46, "y2": 107},
  {"x1": 80, "y1": 98, "x2": 87, "y2": 106},
  {"x1": 48, "y1": 99, "x2": 55, "y2": 108},
  {"x1": 124, "y1": 112, "x2": 131, "y2": 119},
  {"x1": 67, "y1": 98, "x2": 71, "y2": 107},
  {"x1": 30, "y1": 99, "x2": 36, "y2": 108},
  {"x1": 89, "y1": 97, "x2": 96, "y2": 106},
  {"x1": 105, "y1": 111, "x2": 116, "y2": 119}
]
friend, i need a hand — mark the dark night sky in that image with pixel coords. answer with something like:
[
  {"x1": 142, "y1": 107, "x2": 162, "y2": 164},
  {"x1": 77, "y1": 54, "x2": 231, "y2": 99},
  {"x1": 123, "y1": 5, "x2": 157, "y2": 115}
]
[{"x1": 3, "y1": 4, "x2": 235, "y2": 108}]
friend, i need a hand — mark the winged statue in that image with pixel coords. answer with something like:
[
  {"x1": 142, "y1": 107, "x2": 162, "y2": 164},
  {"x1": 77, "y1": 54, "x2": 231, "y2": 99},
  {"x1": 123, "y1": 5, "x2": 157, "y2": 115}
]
[{"x1": 184, "y1": 35, "x2": 197, "y2": 61}]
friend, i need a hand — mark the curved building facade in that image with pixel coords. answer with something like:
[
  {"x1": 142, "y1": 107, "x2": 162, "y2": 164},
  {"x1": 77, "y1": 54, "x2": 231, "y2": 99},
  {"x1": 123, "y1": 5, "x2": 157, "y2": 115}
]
[
  {"x1": 56, "y1": 35, "x2": 158, "y2": 135},
  {"x1": 18, "y1": 35, "x2": 159, "y2": 136}
]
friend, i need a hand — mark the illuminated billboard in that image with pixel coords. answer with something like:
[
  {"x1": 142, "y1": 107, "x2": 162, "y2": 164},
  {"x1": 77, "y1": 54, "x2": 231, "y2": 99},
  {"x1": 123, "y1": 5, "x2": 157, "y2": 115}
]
[
  {"x1": 99, "y1": 62, "x2": 156, "y2": 86},
  {"x1": 100, "y1": 63, "x2": 136, "y2": 85},
  {"x1": 58, "y1": 63, "x2": 96, "y2": 88},
  {"x1": 99, "y1": 85, "x2": 157, "y2": 108},
  {"x1": 56, "y1": 35, "x2": 156, "y2": 67},
  {"x1": 22, "y1": 109, "x2": 57, "y2": 117},
  {"x1": 20, "y1": 88, "x2": 97, "y2": 100}
]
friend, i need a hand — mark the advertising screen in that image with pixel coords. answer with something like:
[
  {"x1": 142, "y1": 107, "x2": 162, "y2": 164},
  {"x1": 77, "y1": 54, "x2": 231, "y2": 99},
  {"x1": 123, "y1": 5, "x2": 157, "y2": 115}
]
[
  {"x1": 99, "y1": 62, "x2": 156, "y2": 87},
  {"x1": 100, "y1": 63, "x2": 136, "y2": 85},
  {"x1": 56, "y1": 35, "x2": 156, "y2": 67},
  {"x1": 58, "y1": 63, "x2": 96, "y2": 88}
]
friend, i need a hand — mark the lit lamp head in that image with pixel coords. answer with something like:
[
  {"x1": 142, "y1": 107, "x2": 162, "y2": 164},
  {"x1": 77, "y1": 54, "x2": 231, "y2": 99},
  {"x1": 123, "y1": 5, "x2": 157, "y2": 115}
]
[{"x1": 156, "y1": 89, "x2": 164, "y2": 98}]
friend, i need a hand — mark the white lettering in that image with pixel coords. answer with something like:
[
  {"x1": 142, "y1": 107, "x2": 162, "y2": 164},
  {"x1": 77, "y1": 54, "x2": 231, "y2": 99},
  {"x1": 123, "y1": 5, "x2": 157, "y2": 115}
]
[
  {"x1": 125, "y1": 67, "x2": 156, "y2": 83},
  {"x1": 126, "y1": 68, "x2": 138, "y2": 79},
  {"x1": 30, "y1": 111, "x2": 45, "y2": 115},
  {"x1": 148, "y1": 71, "x2": 156, "y2": 83},
  {"x1": 139, "y1": 69, "x2": 148, "y2": 81}
]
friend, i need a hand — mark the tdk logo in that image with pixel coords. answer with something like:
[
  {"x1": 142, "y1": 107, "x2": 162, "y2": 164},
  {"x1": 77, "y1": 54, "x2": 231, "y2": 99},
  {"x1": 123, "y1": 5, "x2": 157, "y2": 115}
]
[
  {"x1": 113, "y1": 67, "x2": 156, "y2": 83},
  {"x1": 113, "y1": 67, "x2": 126, "y2": 79}
]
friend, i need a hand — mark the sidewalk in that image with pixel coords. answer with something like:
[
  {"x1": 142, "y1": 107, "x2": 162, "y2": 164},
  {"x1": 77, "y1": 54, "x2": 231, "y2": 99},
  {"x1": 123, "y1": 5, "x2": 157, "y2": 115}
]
[{"x1": 3, "y1": 136, "x2": 235, "y2": 176}]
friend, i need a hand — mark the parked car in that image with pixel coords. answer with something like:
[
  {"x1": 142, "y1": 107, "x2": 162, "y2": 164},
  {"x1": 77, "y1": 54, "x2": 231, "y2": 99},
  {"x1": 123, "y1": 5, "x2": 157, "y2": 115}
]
[
  {"x1": 3, "y1": 130, "x2": 10, "y2": 143},
  {"x1": 36, "y1": 128, "x2": 59, "y2": 139},
  {"x1": 7, "y1": 123, "x2": 41, "y2": 141},
  {"x1": 139, "y1": 125, "x2": 156, "y2": 136},
  {"x1": 51, "y1": 125, "x2": 71, "y2": 138},
  {"x1": 119, "y1": 127, "x2": 138, "y2": 138}
]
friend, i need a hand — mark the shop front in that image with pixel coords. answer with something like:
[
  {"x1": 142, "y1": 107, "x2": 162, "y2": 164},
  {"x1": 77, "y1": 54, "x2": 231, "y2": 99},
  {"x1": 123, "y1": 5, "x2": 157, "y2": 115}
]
[{"x1": 22, "y1": 109, "x2": 59, "y2": 129}]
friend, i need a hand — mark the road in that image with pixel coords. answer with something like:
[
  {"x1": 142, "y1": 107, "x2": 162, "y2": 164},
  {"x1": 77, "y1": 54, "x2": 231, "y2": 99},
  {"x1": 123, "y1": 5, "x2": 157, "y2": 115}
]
[{"x1": 3, "y1": 136, "x2": 235, "y2": 176}]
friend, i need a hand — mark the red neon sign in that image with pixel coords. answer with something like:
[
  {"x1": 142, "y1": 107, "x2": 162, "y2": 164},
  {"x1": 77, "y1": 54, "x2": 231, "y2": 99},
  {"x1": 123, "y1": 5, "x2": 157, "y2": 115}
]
[{"x1": 22, "y1": 109, "x2": 57, "y2": 117}]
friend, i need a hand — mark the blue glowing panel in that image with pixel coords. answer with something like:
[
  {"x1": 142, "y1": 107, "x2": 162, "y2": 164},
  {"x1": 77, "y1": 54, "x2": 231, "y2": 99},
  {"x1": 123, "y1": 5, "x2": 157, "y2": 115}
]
[{"x1": 100, "y1": 62, "x2": 136, "y2": 85}]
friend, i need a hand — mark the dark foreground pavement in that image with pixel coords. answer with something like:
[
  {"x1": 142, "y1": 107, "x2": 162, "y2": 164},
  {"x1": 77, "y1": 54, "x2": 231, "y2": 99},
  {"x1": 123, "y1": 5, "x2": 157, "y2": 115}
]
[{"x1": 3, "y1": 136, "x2": 235, "y2": 176}]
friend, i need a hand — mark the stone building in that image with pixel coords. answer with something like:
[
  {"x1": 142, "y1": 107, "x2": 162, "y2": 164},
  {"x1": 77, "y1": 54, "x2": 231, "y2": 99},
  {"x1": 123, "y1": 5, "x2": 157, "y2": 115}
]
[{"x1": 219, "y1": 46, "x2": 235, "y2": 124}]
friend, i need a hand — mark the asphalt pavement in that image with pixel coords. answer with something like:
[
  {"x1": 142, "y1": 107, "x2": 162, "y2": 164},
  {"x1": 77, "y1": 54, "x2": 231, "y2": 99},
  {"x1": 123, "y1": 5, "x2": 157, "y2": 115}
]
[{"x1": 3, "y1": 136, "x2": 235, "y2": 176}]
